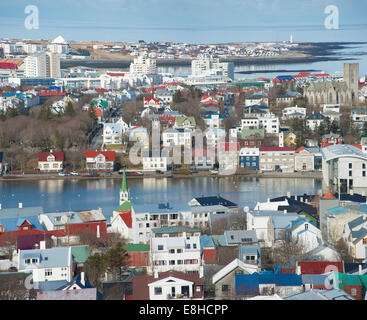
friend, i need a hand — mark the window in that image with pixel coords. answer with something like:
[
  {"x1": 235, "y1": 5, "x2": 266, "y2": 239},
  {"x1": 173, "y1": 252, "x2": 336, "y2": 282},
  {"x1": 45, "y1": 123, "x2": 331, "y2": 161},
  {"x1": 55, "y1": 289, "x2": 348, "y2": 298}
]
[
  {"x1": 186, "y1": 244, "x2": 191, "y2": 249},
  {"x1": 158, "y1": 245, "x2": 164, "y2": 251},
  {"x1": 154, "y1": 287, "x2": 162, "y2": 295},
  {"x1": 363, "y1": 171, "x2": 366, "y2": 177},
  {"x1": 169, "y1": 260, "x2": 175, "y2": 265},
  {"x1": 177, "y1": 260, "x2": 183, "y2": 265},
  {"x1": 45, "y1": 269, "x2": 52, "y2": 277},
  {"x1": 169, "y1": 249, "x2": 175, "y2": 254},
  {"x1": 222, "y1": 285, "x2": 230, "y2": 292},
  {"x1": 25, "y1": 259, "x2": 31, "y2": 264},
  {"x1": 363, "y1": 163, "x2": 366, "y2": 169},
  {"x1": 305, "y1": 224, "x2": 308, "y2": 230},
  {"x1": 193, "y1": 243, "x2": 197, "y2": 249},
  {"x1": 351, "y1": 288, "x2": 357, "y2": 296},
  {"x1": 349, "y1": 170, "x2": 352, "y2": 177},
  {"x1": 177, "y1": 249, "x2": 182, "y2": 254},
  {"x1": 363, "y1": 238, "x2": 367, "y2": 245},
  {"x1": 32, "y1": 258, "x2": 38, "y2": 264},
  {"x1": 196, "y1": 286, "x2": 201, "y2": 292},
  {"x1": 349, "y1": 163, "x2": 352, "y2": 169}
]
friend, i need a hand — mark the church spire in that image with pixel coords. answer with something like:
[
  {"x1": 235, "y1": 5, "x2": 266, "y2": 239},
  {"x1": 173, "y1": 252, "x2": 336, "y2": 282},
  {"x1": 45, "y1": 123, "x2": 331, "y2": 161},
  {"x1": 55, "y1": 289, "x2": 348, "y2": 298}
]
[{"x1": 120, "y1": 170, "x2": 129, "y2": 205}]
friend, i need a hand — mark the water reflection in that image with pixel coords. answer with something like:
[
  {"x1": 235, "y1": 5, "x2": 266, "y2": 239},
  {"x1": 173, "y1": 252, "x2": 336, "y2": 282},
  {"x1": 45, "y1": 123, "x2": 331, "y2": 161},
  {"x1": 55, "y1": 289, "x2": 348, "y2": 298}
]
[{"x1": 0, "y1": 177, "x2": 324, "y2": 221}]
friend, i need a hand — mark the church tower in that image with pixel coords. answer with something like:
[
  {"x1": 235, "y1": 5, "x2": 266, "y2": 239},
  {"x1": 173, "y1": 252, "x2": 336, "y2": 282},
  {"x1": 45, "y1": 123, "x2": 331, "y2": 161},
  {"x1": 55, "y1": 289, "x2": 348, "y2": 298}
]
[
  {"x1": 344, "y1": 63, "x2": 359, "y2": 105},
  {"x1": 120, "y1": 170, "x2": 130, "y2": 205}
]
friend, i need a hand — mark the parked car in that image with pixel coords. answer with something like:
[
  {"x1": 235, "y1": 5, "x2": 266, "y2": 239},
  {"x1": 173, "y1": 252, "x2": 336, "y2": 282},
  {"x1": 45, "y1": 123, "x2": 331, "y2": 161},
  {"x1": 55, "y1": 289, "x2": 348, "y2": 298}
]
[
  {"x1": 8, "y1": 266, "x2": 17, "y2": 272},
  {"x1": 58, "y1": 171, "x2": 65, "y2": 176},
  {"x1": 155, "y1": 170, "x2": 164, "y2": 174},
  {"x1": 70, "y1": 171, "x2": 79, "y2": 176}
]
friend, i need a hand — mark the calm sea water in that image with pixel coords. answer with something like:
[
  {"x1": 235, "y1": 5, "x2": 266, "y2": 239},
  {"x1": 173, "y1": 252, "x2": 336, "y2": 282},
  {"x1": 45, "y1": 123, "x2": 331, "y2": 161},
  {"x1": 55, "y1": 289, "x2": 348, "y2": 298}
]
[
  {"x1": 157, "y1": 43, "x2": 367, "y2": 80},
  {"x1": 0, "y1": 177, "x2": 324, "y2": 221}
]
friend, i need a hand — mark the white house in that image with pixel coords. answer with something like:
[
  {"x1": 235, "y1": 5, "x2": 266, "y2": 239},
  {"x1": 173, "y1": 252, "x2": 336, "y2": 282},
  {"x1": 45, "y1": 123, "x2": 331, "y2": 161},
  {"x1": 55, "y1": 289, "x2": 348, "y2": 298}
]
[
  {"x1": 306, "y1": 112, "x2": 326, "y2": 131},
  {"x1": 258, "y1": 113, "x2": 279, "y2": 134},
  {"x1": 18, "y1": 244, "x2": 72, "y2": 283},
  {"x1": 142, "y1": 150, "x2": 171, "y2": 171},
  {"x1": 343, "y1": 214, "x2": 367, "y2": 260},
  {"x1": 162, "y1": 128, "x2": 192, "y2": 147},
  {"x1": 282, "y1": 105, "x2": 306, "y2": 120},
  {"x1": 321, "y1": 144, "x2": 367, "y2": 193},
  {"x1": 204, "y1": 113, "x2": 226, "y2": 129},
  {"x1": 154, "y1": 89, "x2": 173, "y2": 104},
  {"x1": 245, "y1": 93, "x2": 268, "y2": 106},
  {"x1": 205, "y1": 128, "x2": 226, "y2": 148},
  {"x1": 149, "y1": 235, "x2": 202, "y2": 275},
  {"x1": 103, "y1": 118, "x2": 129, "y2": 145}
]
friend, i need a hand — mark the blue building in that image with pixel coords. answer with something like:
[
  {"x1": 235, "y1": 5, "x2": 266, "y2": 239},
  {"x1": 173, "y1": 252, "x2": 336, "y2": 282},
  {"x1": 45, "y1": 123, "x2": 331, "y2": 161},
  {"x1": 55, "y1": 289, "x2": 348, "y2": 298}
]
[{"x1": 239, "y1": 148, "x2": 259, "y2": 169}]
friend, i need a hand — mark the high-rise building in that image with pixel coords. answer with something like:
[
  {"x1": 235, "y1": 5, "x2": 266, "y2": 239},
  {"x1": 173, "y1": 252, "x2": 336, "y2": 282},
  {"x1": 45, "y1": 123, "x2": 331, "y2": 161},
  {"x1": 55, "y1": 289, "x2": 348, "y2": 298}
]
[
  {"x1": 24, "y1": 51, "x2": 60, "y2": 78},
  {"x1": 343, "y1": 63, "x2": 359, "y2": 104},
  {"x1": 47, "y1": 35, "x2": 70, "y2": 54},
  {"x1": 129, "y1": 56, "x2": 157, "y2": 74},
  {"x1": 191, "y1": 58, "x2": 234, "y2": 80}
]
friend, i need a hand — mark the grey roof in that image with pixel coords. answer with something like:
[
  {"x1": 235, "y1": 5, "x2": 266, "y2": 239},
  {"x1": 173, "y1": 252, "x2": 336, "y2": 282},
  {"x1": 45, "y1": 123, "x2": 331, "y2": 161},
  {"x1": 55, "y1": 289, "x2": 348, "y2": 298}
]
[
  {"x1": 351, "y1": 228, "x2": 367, "y2": 244},
  {"x1": 284, "y1": 288, "x2": 354, "y2": 300},
  {"x1": 41, "y1": 211, "x2": 83, "y2": 226},
  {"x1": 0, "y1": 206, "x2": 44, "y2": 219},
  {"x1": 190, "y1": 205, "x2": 229, "y2": 213},
  {"x1": 151, "y1": 225, "x2": 201, "y2": 235},
  {"x1": 348, "y1": 215, "x2": 367, "y2": 230},
  {"x1": 133, "y1": 203, "x2": 191, "y2": 214},
  {"x1": 321, "y1": 144, "x2": 367, "y2": 162},
  {"x1": 238, "y1": 244, "x2": 261, "y2": 257},
  {"x1": 19, "y1": 247, "x2": 71, "y2": 270},
  {"x1": 224, "y1": 230, "x2": 257, "y2": 244}
]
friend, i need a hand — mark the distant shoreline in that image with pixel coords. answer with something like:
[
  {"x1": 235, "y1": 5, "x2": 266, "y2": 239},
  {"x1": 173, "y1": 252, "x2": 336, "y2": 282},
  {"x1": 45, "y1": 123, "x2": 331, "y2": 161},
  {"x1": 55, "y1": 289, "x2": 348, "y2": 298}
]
[
  {"x1": 60, "y1": 41, "x2": 366, "y2": 69},
  {"x1": 0, "y1": 171, "x2": 323, "y2": 182}
]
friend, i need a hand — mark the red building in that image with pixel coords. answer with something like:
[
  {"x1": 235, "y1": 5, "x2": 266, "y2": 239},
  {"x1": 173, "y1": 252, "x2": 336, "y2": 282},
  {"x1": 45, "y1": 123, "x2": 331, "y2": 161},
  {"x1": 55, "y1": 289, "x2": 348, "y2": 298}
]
[{"x1": 297, "y1": 261, "x2": 344, "y2": 274}]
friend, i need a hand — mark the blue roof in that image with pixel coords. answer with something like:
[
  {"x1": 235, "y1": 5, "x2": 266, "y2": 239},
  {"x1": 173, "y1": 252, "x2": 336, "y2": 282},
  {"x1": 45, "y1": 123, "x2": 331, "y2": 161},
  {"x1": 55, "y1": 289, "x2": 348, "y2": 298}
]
[
  {"x1": 19, "y1": 247, "x2": 71, "y2": 270},
  {"x1": 0, "y1": 206, "x2": 44, "y2": 219},
  {"x1": 327, "y1": 206, "x2": 348, "y2": 216},
  {"x1": 38, "y1": 280, "x2": 69, "y2": 291},
  {"x1": 235, "y1": 272, "x2": 303, "y2": 295},
  {"x1": 361, "y1": 204, "x2": 367, "y2": 213},
  {"x1": 275, "y1": 75, "x2": 294, "y2": 81},
  {"x1": 200, "y1": 235, "x2": 215, "y2": 249},
  {"x1": 0, "y1": 216, "x2": 45, "y2": 232}
]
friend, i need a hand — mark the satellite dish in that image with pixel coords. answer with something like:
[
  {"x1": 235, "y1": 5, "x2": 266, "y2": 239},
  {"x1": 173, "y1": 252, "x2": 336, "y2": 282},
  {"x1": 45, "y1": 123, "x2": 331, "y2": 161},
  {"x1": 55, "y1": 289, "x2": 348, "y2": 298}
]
[{"x1": 61, "y1": 215, "x2": 69, "y2": 224}]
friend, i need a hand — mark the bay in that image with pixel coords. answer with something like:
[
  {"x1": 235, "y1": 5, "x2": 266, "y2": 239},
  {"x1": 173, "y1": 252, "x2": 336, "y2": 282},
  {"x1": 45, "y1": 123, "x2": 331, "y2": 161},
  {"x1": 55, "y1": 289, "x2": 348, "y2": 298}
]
[{"x1": 0, "y1": 177, "x2": 324, "y2": 221}]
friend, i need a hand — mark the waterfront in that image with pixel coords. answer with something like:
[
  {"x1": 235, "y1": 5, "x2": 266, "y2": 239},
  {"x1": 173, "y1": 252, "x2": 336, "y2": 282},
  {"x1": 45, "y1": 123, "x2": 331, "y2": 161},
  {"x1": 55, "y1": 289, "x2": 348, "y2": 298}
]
[
  {"x1": 0, "y1": 176, "x2": 324, "y2": 221},
  {"x1": 157, "y1": 42, "x2": 367, "y2": 79}
]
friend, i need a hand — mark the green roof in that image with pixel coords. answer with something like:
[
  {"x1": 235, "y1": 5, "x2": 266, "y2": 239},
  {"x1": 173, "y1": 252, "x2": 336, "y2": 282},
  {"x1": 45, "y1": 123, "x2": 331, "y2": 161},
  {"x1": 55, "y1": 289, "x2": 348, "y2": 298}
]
[
  {"x1": 125, "y1": 243, "x2": 150, "y2": 252},
  {"x1": 71, "y1": 245, "x2": 90, "y2": 264},
  {"x1": 115, "y1": 201, "x2": 132, "y2": 211},
  {"x1": 334, "y1": 272, "x2": 362, "y2": 290},
  {"x1": 151, "y1": 225, "x2": 201, "y2": 234},
  {"x1": 175, "y1": 116, "x2": 196, "y2": 127},
  {"x1": 241, "y1": 128, "x2": 265, "y2": 139}
]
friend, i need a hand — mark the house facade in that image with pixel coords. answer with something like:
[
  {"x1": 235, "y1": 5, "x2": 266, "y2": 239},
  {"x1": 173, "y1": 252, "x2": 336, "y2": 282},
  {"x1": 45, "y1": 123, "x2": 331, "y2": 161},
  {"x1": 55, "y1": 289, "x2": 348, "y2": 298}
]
[
  {"x1": 85, "y1": 151, "x2": 115, "y2": 171},
  {"x1": 38, "y1": 151, "x2": 64, "y2": 172}
]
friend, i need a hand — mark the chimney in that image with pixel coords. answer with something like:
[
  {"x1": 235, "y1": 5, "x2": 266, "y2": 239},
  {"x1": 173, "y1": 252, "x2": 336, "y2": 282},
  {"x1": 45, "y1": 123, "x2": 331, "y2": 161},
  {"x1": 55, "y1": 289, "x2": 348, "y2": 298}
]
[
  {"x1": 296, "y1": 265, "x2": 301, "y2": 275},
  {"x1": 18, "y1": 202, "x2": 23, "y2": 209},
  {"x1": 350, "y1": 189, "x2": 354, "y2": 196},
  {"x1": 287, "y1": 191, "x2": 291, "y2": 198},
  {"x1": 267, "y1": 198, "x2": 270, "y2": 203},
  {"x1": 40, "y1": 240, "x2": 46, "y2": 250},
  {"x1": 96, "y1": 225, "x2": 100, "y2": 238},
  {"x1": 154, "y1": 271, "x2": 159, "y2": 278},
  {"x1": 81, "y1": 272, "x2": 85, "y2": 286},
  {"x1": 0, "y1": 203, "x2": 2, "y2": 210},
  {"x1": 283, "y1": 209, "x2": 287, "y2": 214}
]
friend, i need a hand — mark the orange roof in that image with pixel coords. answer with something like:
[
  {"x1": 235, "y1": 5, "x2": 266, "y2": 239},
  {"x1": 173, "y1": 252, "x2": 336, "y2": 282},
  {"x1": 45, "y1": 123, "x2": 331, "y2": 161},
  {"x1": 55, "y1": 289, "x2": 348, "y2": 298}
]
[{"x1": 322, "y1": 187, "x2": 336, "y2": 199}]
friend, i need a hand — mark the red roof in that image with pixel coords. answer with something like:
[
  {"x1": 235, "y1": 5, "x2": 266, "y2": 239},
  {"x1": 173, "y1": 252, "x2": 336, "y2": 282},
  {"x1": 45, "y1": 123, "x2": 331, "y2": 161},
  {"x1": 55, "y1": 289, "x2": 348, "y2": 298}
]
[
  {"x1": 118, "y1": 211, "x2": 132, "y2": 228},
  {"x1": 106, "y1": 72, "x2": 125, "y2": 76},
  {"x1": 259, "y1": 147, "x2": 295, "y2": 152},
  {"x1": 38, "y1": 151, "x2": 64, "y2": 162},
  {"x1": 297, "y1": 261, "x2": 344, "y2": 274},
  {"x1": 322, "y1": 187, "x2": 336, "y2": 199},
  {"x1": 144, "y1": 97, "x2": 160, "y2": 104},
  {"x1": 39, "y1": 90, "x2": 65, "y2": 97},
  {"x1": 0, "y1": 62, "x2": 18, "y2": 70},
  {"x1": 202, "y1": 248, "x2": 217, "y2": 264},
  {"x1": 84, "y1": 151, "x2": 115, "y2": 161},
  {"x1": 201, "y1": 102, "x2": 219, "y2": 108}
]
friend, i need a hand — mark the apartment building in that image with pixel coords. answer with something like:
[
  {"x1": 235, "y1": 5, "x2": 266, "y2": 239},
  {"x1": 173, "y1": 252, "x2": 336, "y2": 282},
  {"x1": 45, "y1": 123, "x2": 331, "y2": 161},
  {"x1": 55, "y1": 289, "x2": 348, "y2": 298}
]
[
  {"x1": 259, "y1": 147, "x2": 295, "y2": 172},
  {"x1": 130, "y1": 56, "x2": 157, "y2": 74},
  {"x1": 149, "y1": 235, "x2": 202, "y2": 275}
]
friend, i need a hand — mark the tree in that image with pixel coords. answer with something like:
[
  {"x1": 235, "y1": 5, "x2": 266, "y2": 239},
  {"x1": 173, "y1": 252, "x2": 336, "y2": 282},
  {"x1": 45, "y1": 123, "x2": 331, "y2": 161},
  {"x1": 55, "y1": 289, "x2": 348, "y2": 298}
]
[
  {"x1": 271, "y1": 239, "x2": 307, "y2": 267},
  {"x1": 85, "y1": 253, "x2": 106, "y2": 290},
  {"x1": 173, "y1": 90, "x2": 185, "y2": 103},
  {"x1": 334, "y1": 238, "x2": 354, "y2": 263},
  {"x1": 64, "y1": 101, "x2": 76, "y2": 117},
  {"x1": 39, "y1": 137, "x2": 53, "y2": 152},
  {"x1": 104, "y1": 242, "x2": 130, "y2": 280},
  {"x1": 38, "y1": 106, "x2": 53, "y2": 121},
  {"x1": 52, "y1": 130, "x2": 65, "y2": 151},
  {"x1": 362, "y1": 121, "x2": 367, "y2": 136}
]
